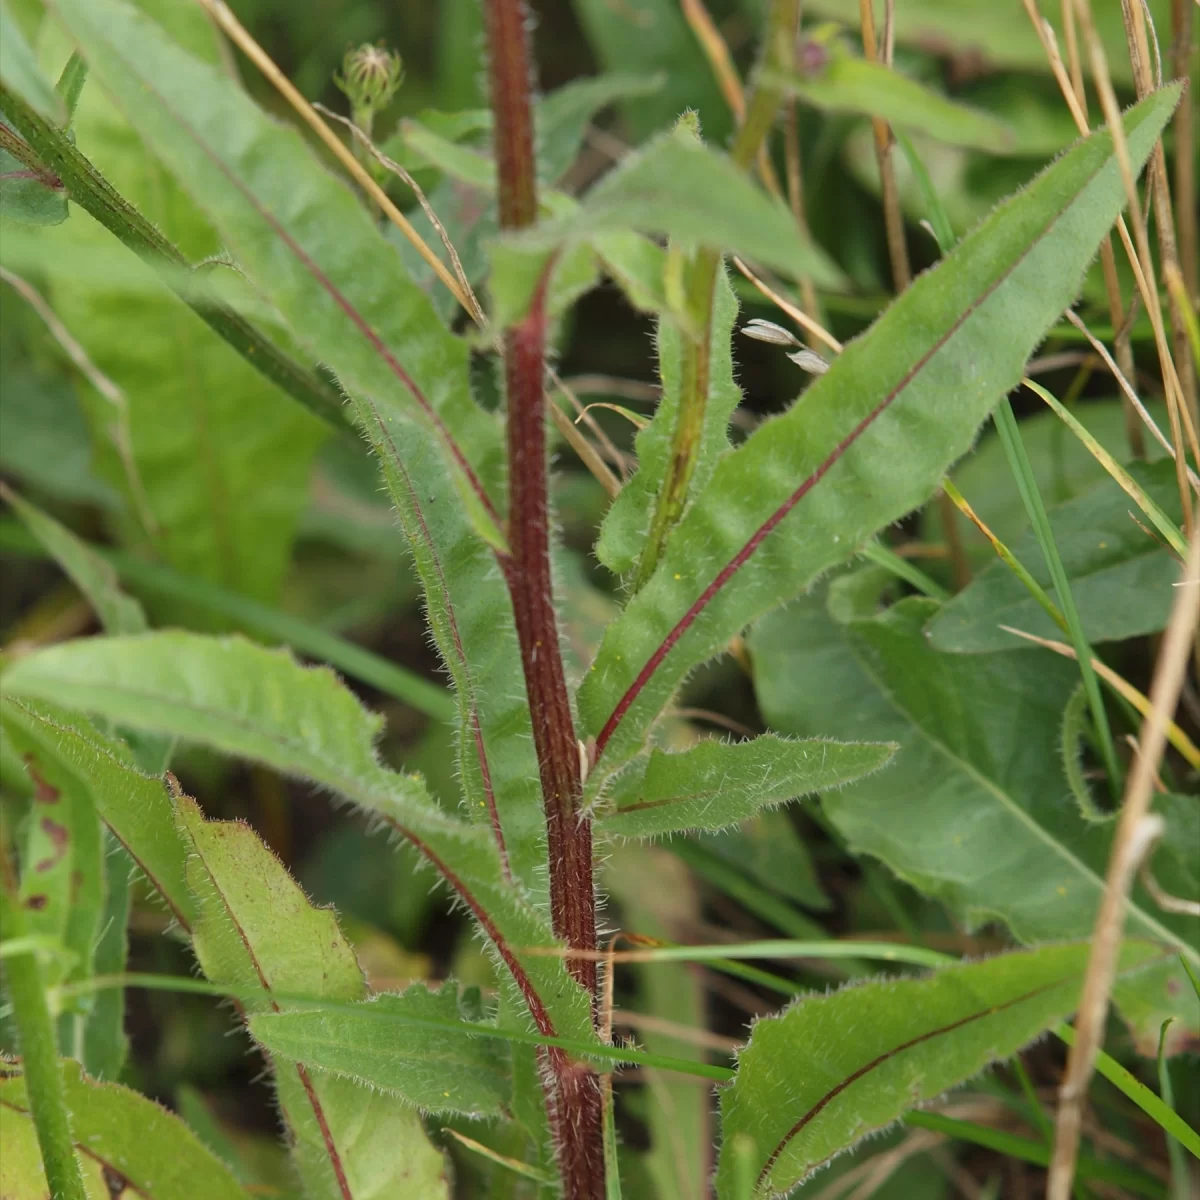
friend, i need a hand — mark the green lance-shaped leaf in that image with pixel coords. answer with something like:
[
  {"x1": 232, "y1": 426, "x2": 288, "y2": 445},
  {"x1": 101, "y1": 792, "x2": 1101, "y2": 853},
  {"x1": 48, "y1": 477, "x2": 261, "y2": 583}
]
[
  {"x1": 576, "y1": 84, "x2": 1182, "y2": 786},
  {"x1": 176, "y1": 796, "x2": 451, "y2": 1200},
  {"x1": 749, "y1": 588, "x2": 1200, "y2": 1046},
  {"x1": 38, "y1": 10, "x2": 325, "y2": 611},
  {"x1": 716, "y1": 940, "x2": 1168, "y2": 1197},
  {"x1": 0, "y1": 631, "x2": 596, "y2": 1046},
  {"x1": 927, "y1": 459, "x2": 1184, "y2": 653},
  {"x1": 768, "y1": 47, "x2": 1015, "y2": 154},
  {"x1": 500, "y1": 129, "x2": 846, "y2": 293},
  {"x1": 250, "y1": 981, "x2": 509, "y2": 1118},
  {"x1": 595, "y1": 263, "x2": 741, "y2": 576},
  {"x1": 0, "y1": 1057, "x2": 251, "y2": 1199},
  {"x1": 47, "y1": 0, "x2": 549, "y2": 897},
  {"x1": 0, "y1": 698, "x2": 194, "y2": 930},
  {"x1": 0, "y1": 1, "x2": 64, "y2": 122},
  {"x1": 599, "y1": 733, "x2": 894, "y2": 839},
  {"x1": 1, "y1": 487, "x2": 145, "y2": 634},
  {"x1": 694, "y1": 808, "x2": 832, "y2": 913}
]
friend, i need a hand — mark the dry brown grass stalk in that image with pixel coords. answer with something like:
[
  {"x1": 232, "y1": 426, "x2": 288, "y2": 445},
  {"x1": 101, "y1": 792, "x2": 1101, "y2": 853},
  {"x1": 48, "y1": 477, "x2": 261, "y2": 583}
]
[{"x1": 1046, "y1": 521, "x2": 1200, "y2": 1200}]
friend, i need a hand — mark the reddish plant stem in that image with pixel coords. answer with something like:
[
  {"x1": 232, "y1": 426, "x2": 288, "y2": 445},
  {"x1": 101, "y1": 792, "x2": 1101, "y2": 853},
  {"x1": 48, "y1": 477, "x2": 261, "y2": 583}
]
[
  {"x1": 503, "y1": 287, "x2": 598, "y2": 1000},
  {"x1": 484, "y1": 2, "x2": 604, "y2": 1195}
]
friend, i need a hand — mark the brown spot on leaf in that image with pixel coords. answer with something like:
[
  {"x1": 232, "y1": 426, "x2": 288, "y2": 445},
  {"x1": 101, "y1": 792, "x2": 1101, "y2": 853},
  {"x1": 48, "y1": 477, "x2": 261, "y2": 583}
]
[
  {"x1": 23, "y1": 757, "x2": 60, "y2": 804},
  {"x1": 24, "y1": 894, "x2": 48, "y2": 910},
  {"x1": 102, "y1": 1164, "x2": 130, "y2": 1196},
  {"x1": 34, "y1": 817, "x2": 68, "y2": 872}
]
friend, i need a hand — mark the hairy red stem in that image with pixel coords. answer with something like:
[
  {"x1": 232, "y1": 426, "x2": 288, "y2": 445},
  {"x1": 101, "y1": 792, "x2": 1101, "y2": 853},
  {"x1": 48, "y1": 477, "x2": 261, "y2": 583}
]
[{"x1": 484, "y1": 1, "x2": 604, "y2": 1194}]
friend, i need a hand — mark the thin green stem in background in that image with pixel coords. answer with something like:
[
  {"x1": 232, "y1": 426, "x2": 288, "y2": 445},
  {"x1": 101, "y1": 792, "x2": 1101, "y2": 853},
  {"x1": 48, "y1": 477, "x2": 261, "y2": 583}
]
[
  {"x1": 903, "y1": 1112, "x2": 1165, "y2": 1199},
  {"x1": 1157, "y1": 1020, "x2": 1192, "y2": 1200},
  {"x1": 0, "y1": 85, "x2": 350, "y2": 435},
  {"x1": 0, "y1": 521, "x2": 454, "y2": 721},
  {"x1": 0, "y1": 835, "x2": 87, "y2": 1200},
  {"x1": 861, "y1": 539, "x2": 950, "y2": 601},
  {"x1": 1054, "y1": 1023, "x2": 1200, "y2": 1160},
  {"x1": 941, "y1": 478, "x2": 1065, "y2": 632},
  {"x1": 992, "y1": 397, "x2": 1122, "y2": 798}
]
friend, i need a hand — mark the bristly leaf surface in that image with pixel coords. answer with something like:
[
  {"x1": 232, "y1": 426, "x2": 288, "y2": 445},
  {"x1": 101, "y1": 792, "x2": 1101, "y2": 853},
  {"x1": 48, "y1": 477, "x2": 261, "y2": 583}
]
[
  {"x1": 595, "y1": 264, "x2": 742, "y2": 576},
  {"x1": 250, "y1": 981, "x2": 510, "y2": 1117},
  {"x1": 599, "y1": 733, "x2": 893, "y2": 839},
  {"x1": 0, "y1": 1057, "x2": 251, "y2": 1199},
  {"x1": 0, "y1": 631, "x2": 596, "y2": 1044},
  {"x1": 576, "y1": 85, "x2": 1181, "y2": 785},
  {"x1": 716, "y1": 940, "x2": 1168, "y2": 1197},
  {"x1": 177, "y1": 796, "x2": 452, "y2": 1199},
  {"x1": 49, "y1": 0, "x2": 554, "y2": 905}
]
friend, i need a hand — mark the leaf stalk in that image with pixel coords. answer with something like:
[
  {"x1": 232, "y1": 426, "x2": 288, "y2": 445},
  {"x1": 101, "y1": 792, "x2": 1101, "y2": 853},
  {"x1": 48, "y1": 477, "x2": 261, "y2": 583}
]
[{"x1": 634, "y1": 0, "x2": 800, "y2": 590}]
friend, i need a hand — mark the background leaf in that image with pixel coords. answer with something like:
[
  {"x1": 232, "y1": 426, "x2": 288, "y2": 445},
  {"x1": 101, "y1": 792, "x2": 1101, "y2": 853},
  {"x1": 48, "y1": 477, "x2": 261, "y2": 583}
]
[
  {"x1": 748, "y1": 585, "x2": 1200, "y2": 1045},
  {"x1": 2, "y1": 487, "x2": 145, "y2": 634},
  {"x1": 927, "y1": 460, "x2": 1184, "y2": 652},
  {"x1": 771, "y1": 49, "x2": 1015, "y2": 153},
  {"x1": 801, "y1": 0, "x2": 1169, "y2": 84},
  {"x1": 569, "y1": 0, "x2": 731, "y2": 142},
  {"x1": 716, "y1": 940, "x2": 1168, "y2": 1197},
  {"x1": 925, "y1": 399, "x2": 1171, "y2": 566},
  {"x1": 38, "y1": 11, "x2": 326, "y2": 614},
  {"x1": 0, "y1": 0, "x2": 64, "y2": 122},
  {"x1": 606, "y1": 847, "x2": 710, "y2": 1200},
  {"x1": 0, "y1": 698, "x2": 194, "y2": 929},
  {"x1": 535, "y1": 72, "x2": 665, "y2": 184}
]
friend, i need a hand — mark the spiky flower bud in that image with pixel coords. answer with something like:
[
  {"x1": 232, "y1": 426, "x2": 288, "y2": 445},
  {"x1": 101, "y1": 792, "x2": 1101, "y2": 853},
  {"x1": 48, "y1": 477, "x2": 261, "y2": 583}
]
[{"x1": 334, "y1": 43, "x2": 404, "y2": 131}]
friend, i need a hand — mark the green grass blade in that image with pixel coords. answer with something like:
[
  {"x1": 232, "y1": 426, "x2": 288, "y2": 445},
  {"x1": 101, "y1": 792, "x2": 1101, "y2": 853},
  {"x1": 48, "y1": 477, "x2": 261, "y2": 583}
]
[
  {"x1": 1022, "y1": 379, "x2": 1188, "y2": 558},
  {"x1": 1055, "y1": 1023, "x2": 1200, "y2": 1158},
  {"x1": 1158, "y1": 1020, "x2": 1192, "y2": 1199},
  {"x1": 903, "y1": 1112, "x2": 1166, "y2": 1198},
  {"x1": 57, "y1": 971, "x2": 734, "y2": 1081},
  {"x1": 992, "y1": 396, "x2": 1121, "y2": 796},
  {"x1": 861, "y1": 539, "x2": 950, "y2": 600}
]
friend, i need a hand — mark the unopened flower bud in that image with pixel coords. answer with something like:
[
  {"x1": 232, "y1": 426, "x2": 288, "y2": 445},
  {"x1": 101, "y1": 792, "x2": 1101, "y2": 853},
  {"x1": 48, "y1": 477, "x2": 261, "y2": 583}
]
[{"x1": 335, "y1": 43, "x2": 404, "y2": 130}]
